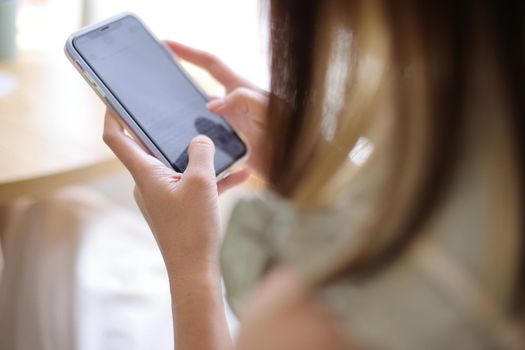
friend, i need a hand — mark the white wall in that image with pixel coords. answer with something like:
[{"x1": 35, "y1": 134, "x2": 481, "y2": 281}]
[{"x1": 18, "y1": 0, "x2": 269, "y2": 89}]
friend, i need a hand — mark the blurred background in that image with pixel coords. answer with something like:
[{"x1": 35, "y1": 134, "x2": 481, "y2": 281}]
[
  {"x1": 17, "y1": 0, "x2": 269, "y2": 86},
  {"x1": 0, "y1": 1, "x2": 268, "y2": 349}
]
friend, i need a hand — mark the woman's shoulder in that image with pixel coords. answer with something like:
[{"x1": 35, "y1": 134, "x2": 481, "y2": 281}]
[{"x1": 235, "y1": 267, "x2": 355, "y2": 350}]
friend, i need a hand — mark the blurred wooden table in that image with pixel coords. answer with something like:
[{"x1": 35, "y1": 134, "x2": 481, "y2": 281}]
[
  {"x1": 0, "y1": 51, "x2": 121, "y2": 203},
  {"x1": 0, "y1": 51, "x2": 227, "y2": 203}
]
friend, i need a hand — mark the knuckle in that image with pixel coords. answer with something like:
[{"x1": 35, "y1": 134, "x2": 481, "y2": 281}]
[
  {"x1": 228, "y1": 88, "x2": 252, "y2": 115},
  {"x1": 186, "y1": 171, "x2": 211, "y2": 188},
  {"x1": 203, "y1": 52, "x2": 220, "y2": 67},
  {"x1": 230, "y1": 87, "x2": 249, "y2": 99},
  {"x1": 102, "y1": 130, "x2": 116, "y2": 145}
]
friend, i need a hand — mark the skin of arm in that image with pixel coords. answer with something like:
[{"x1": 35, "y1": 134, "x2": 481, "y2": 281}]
[{"x1": 169, "y1": 267, "x2": 232, "y2": 350}]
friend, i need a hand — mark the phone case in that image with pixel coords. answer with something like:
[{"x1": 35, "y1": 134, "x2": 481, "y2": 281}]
[{"x1": 64, "y1": 12, "x2": 247, "y2": 179}]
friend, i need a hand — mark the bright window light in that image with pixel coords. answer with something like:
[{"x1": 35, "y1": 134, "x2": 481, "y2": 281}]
[{"x1": 17, "y1": 0, "x2": 269, "y2": 88}]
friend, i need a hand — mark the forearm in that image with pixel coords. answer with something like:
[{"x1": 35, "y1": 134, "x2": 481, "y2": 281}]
[{"x1": 169, "y1": 268, "x2": 233, "y2": 350}]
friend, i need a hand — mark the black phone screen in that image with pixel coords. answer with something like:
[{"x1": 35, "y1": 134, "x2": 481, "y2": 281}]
[{"x1": 73, "y1": 15, "x2": 246, "y2": 173}]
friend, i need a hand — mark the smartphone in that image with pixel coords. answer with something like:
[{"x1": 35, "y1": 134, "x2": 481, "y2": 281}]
[{"x1": 64, "y1": 13, "x2": 247, "y2": 176}]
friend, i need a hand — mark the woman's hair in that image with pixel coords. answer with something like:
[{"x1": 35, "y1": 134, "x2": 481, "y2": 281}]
[{"x1": 264, "y1": 0, "x2": 524, "y2": 313}]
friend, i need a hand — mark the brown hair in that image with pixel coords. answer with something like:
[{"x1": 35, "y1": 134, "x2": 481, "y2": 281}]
[{"x1": 264, "y1": 0, "x2": 524, "y2": 312}]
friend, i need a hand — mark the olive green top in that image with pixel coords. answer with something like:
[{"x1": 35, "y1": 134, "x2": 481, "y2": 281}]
[{"x1": 220, "y1": 112, "x2": 524, "y2": 349}]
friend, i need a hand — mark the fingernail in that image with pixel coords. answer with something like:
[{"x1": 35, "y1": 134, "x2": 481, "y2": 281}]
[
  {"x1": 192, "y1": 134, "x2": 214, "y2": 145},
  {"x1": 207, "y1": 98, "x2": 225, "y2": 111}
]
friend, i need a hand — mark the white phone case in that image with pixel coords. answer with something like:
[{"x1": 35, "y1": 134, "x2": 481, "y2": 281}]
[{"x1": 64, "y1": 12, "x2": 247, "y2": 180}]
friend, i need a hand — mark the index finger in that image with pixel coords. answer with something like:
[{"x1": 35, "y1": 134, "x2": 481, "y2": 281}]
[{"x1": 165, "y1": 40, "x2": 250, "y2": 92}]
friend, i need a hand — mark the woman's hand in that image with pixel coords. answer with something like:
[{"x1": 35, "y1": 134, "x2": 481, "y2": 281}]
[
  {"x1": 102, "y1": 43, "x2": 269, "y2": 348},
  {"x1": 104, "y1": 110, "x2": 239, "y2": 349},
  {"x1": 165, "y1": 41, "x2": 269, "y2": 178},
  {"x1": 102, "y1": 110, "x2": 247, "y2": 281}
]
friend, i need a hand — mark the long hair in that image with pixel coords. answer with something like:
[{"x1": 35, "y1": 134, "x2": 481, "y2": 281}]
[{"x1": 264, "y1": 0, "x2": 524, "y2": 313}]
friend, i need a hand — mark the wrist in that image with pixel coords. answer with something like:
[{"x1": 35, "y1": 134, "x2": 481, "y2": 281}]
[
  {"x1": 168, "y1": 265, "x2": 222, "y2": 307},
  {"x1": 167, "y1": 258, "x2": 221, "y2": 288},
  {"x1": 160, "y1": 244, "x2": 221, "y2": 281},
  {"x1": 167, "y1": 259, "x2": 232, "y2": 350}
]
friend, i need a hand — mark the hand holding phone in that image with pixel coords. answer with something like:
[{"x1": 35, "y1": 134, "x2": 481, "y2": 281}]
[
  {"x1": 102, "y1": 107, "x2": 248, "y2": 281},
  {"x1": 165, "y1": 41, "x2": 269, "y2": 178},
  {"x1": 64, "y1": 14, "x2": 258, "y2": 299}
]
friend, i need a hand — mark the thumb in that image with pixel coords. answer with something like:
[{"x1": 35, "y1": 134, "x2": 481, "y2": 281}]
[{"x1": 185, "y1": 135, "x2": 216, "y2": 180}]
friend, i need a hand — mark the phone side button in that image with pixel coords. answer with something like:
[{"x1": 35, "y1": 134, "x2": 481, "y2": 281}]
[
  {"x1": 82, "y1": 71, "x2": 95, "y2": 84},
  {"x1": 74, "y1": 60, "x2": 83, "y2": 71},
  {"x1": 93, "y1": 84, "x2": 106, "y2": 99}
]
